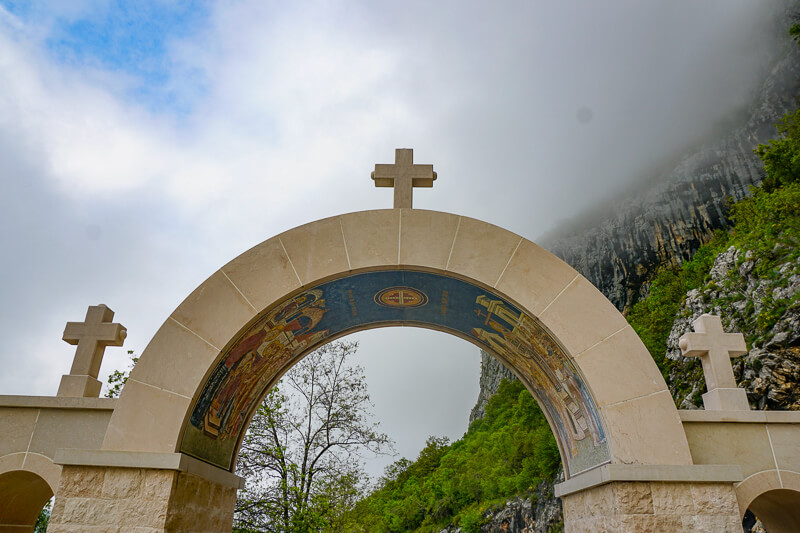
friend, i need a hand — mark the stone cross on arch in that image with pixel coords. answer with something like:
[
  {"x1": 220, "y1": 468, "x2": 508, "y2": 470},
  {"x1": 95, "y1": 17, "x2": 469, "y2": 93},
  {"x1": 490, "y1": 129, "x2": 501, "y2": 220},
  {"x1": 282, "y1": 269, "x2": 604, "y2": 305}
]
[
  {"x1": 57, "y1": 304, "x2": 127, "y2": 398},
  {"x1": 372, "y1": 148, "x2": 437, "y2": 208},
  {"x1": 679, "y1": 314, "x2": 749, "y2": 411}
]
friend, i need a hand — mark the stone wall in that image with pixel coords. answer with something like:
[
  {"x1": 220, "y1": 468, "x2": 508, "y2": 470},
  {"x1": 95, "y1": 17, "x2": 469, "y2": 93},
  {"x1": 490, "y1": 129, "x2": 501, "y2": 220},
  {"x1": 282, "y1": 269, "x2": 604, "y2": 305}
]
[
  {"x1": 561, "y1": 481, "x2": 741, "y2": 532},
  {"x1": 47, "y1": 465, "x2": 236, "y2": 533}
]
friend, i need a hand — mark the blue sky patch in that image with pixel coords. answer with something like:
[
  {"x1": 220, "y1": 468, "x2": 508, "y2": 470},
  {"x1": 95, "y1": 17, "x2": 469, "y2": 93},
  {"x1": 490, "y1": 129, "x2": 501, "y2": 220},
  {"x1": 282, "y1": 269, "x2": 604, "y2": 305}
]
[{"x1": 1, "y1": 0, "x2": 211, "y2": 113}]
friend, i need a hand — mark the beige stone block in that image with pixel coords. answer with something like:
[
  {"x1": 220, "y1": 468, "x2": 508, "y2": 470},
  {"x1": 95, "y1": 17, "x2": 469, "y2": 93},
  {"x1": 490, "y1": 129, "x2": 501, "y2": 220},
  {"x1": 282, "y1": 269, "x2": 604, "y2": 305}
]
[
  {"x1": 538, "y1": 275, "x2": 630, "y2": 357},
  {"x1": 650, "y1": 514, "x2": 685, "y2": 530},
  {"x1": 701, "y1": 387, "x2": 750, "y2": 411},
  {"x1": 101, "y1": 468, "x2": 143, "y2": 498},
  {"x1": 60, "y1": 496, "x2": 122, "y2": 525},
  {"x1": 493, "y1": 239, "x2": 578, "y2": 315},
  {"x1": 601, "y1": 390, "x2": 692, "y2": 466},
  {"x1": 102, "y1": 380, "x2": 190, "y2": 453},
  {"x1": 735, "y1": 470, "x2": 781, "y2": 513},
  {"x1": 444, "y1": 216, "x2": 522, "y2": 288},
  {"x1": 651, "y1": 482, "x2": 695, "y2": 515},
  {"x1": 0, "y1": 452, "x2": 25, "y2": 473},
  {"x1": 20, "y1": 452, "x2": 61, "y2": 492},
  {"x1": 618, "y1": 514, "x2": 658, "y2": 533},
  {"x1": 683, "y1": 423, "x2": 773, "y2": 478},
  {"x1": 613, "y1": 482, "x2": 653, "y2": 514},
  {"x1": 50, "y1": 493, "x2": 66, "y2": 524},
  {"x1": 691, "y1": 483, "x2": 738, "y2": 515},
  {"x1": 781, "y1": 468, "x2": 800, "y2": 488},
  {"x1": 144, "y1": 469, "x2": 177, "y2": 501},
  {"x1": 221, "y1": 236, "x2": 303, "y2": 312},
  {"x1": 28, "y1": 409, "x2": 111, "y2": 458},
  {"x1": 48, "y1": 526, "x2": 122, "y2": 533},
  {"x1": 681, "y1": 513, "x2": 741, "y2": 532},
  {"x1": 57, "y1": 466, "x2": 104, "y2": 498},
  {"x1": 209, "y1": 483, "x2": 232, "y2": 508},
  {"x1": 766, "y1": 424, "x2": 800, "y2": 472},
  {"x1": 574, "y1": 326, "x2": 666, "y2": 408},
  {"x1": 169, "y1": 270, "x2": 257, "y2": 351},
  {"x1": 340, "y1": 210, "x2": 400, "y2": 269},
  {"x1": 113, "y1": 497, "x2": 167, "y2": 529},
  {"x1": 398, "y1": 209, "x2": 460, "y2": 269},
  {"x1": 129, "y1": 318, "x2": 220, "y2": 398},
  {"x1": 57, "y1": 374, "x2": 102, "y2": 398},
  {"x1": 279, "y1": 215, "x2": 350, "y2": 284},
  {"x1": 562, "y1": 483, "x2": 615, "y2": 519},
  {"x1": 0, "y1": 408, "x2": 38, "y2": 458}
]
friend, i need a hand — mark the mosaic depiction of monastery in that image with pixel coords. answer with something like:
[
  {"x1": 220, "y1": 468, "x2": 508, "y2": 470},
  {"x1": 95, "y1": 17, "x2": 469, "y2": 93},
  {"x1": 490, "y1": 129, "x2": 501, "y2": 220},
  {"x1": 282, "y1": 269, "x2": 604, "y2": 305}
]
[{"x1": 181, "y1": 270, "x2": 610, "y2": 475}]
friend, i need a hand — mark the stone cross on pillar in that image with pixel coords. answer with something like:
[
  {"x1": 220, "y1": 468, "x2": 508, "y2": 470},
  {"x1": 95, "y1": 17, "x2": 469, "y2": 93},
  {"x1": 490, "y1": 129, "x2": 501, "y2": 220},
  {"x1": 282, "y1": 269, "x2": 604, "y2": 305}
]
[
  {"x1": 57, "y1": 304, "x2": 127, "y2": 398},
  {"x1": 372, "y1": 148, "x2": 437, "y2": 208},
  {"x1": 679, "y1": 314, "x2": 749, "y2": 411}
]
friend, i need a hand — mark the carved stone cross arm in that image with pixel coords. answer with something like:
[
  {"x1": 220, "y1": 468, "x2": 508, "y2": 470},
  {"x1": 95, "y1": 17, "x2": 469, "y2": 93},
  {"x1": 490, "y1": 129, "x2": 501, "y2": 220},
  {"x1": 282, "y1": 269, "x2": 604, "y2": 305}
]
[
  {"x1": 679, "y1": 314, "x2": 749, "y2": 411},
  {"x1": 372, "y1": 148, "x2": 437, "y2": 208},
  {"x1": 58, "y1": 304, "x2": 127, "y2": 398}
]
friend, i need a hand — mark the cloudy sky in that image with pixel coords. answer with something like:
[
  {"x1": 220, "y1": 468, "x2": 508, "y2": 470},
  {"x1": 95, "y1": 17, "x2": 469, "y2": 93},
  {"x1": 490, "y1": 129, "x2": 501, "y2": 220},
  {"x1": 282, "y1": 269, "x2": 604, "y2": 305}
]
[{"x1": 0, "y1": 0, "x2": 790, "y2": 476}]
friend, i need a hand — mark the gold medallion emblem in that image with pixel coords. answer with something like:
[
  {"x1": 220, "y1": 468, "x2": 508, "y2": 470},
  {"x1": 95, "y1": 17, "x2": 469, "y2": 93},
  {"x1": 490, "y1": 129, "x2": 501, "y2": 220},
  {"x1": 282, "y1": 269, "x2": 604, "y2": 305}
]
[{"x1": 374, "y1": 286, "x2": 429, "y2": 308}]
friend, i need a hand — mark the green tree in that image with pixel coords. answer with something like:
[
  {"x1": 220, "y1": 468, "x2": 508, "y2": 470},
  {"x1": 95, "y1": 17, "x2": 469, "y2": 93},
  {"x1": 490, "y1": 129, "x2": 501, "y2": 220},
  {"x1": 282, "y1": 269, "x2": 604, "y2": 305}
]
[
  {"x1": 754, "y1": 24, "x2": 800, "y2": 193},
  {"x1": 347, "y1": 379, "x2": 560, "y2": 532},
  {"x1": 755, "y1": 108, "x2": 800, "y2": 193},
  {"x1": 233, "y1": 340, "x2": 393, "y2": 533},
  {"x1": 105, "y1": 350, "x2": 138, "y2": 398},
  {"x1": 34, "y1": 499, "x2": 51, "y2": 533}
]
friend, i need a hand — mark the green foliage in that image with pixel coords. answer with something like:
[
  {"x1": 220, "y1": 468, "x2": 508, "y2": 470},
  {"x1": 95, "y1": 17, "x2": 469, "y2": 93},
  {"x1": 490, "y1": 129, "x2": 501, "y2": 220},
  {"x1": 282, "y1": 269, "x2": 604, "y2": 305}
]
[
  {"x1": 34, "y1": 500, "x2": 51, "y2": 533},
  {"x1": 234, "y1": 341, "x2": 392, "y2": 533},
  {"x1": 626, "y1": 231, "x2": 728, "y2": 370},
  {"x1": 105, "y1": 350, "x2": 138, "y2": 398},
  {"x1": 790, "y1": 23, "x2": 800, "y2": 43},
  {"x1": 756, "y1": 25, "x2": 800, "y2": 193},
  {"x1": 346, "y1": 379, "x2": 559, "y2": 532},
  {"x1": 755, "y1": 109, "x2": 800, "y2": 193}
]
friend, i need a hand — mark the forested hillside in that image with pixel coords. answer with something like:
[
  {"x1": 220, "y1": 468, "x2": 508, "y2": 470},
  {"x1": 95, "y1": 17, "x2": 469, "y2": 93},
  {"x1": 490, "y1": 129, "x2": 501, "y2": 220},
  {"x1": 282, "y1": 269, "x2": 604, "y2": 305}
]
[{"x1": 343, "y1": 380, "x2": 561, "y2": 532}]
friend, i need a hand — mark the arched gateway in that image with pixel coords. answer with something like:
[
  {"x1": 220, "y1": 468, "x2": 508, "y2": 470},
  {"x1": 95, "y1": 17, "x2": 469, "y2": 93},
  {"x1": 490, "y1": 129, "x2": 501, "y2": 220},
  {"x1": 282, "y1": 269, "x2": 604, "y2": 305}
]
[{"x1": 2, "y1": 150, "x2": 799, "y2": 532}]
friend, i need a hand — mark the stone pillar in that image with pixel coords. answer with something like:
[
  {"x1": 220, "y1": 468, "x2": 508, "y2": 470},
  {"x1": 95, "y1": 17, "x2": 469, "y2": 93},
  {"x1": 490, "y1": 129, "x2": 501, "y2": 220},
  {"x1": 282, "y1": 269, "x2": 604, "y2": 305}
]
[
  {"x1": 47, "y1": 465, "x2": 237, "y2": 533},
  {"x1": 561, "y1": 480, "x2": 741, "y2": 532}
]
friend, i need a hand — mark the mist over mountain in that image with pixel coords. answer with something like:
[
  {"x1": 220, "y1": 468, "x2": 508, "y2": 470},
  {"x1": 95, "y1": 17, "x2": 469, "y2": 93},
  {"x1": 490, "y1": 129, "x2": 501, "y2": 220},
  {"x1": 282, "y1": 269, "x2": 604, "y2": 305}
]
[{"x1": 540, "y1": 16, "x2": 800, "y2": 312}]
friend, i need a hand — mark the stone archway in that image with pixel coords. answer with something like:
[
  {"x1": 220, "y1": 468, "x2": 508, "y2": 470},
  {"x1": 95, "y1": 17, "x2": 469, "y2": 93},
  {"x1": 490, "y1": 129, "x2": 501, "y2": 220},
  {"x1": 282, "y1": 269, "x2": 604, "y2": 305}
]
[
  {"x1": 737, "y1": 470, "x2": 800, "y2": 533},
  {"x1": 45, "y1": 209, "x2": 746, "y2": 531},
  {"x1": 0, "y1": 452, "x2": 59, "y2": 532},
  {"x1": 0, "y1": 470, "x2": 53, "y2": 532},
  {"x1": 102, "y1": 210, "x2": 690, "y2": 468}
]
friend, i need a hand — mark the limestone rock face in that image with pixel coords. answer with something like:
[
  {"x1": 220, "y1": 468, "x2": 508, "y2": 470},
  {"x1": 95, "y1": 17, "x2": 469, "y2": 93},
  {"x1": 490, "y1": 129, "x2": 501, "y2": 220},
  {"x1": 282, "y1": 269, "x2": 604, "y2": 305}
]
[
  {"x1": 542, "y1": 26, "x2": 800, "y2": 313},
  {"x1": 663, "y1": 246, "x2": 800, "y2": 409}
]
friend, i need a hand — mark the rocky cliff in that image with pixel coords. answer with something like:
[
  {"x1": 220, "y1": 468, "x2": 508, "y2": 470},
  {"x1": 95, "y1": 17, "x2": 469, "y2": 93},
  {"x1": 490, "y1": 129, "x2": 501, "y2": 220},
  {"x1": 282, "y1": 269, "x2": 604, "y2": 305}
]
[
  {"x1": 541, "y1": 27, "x2": 800, "y2": 312},
  {"x1": 663, "y1": 245, "x2": 800, "y2": 410}
]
